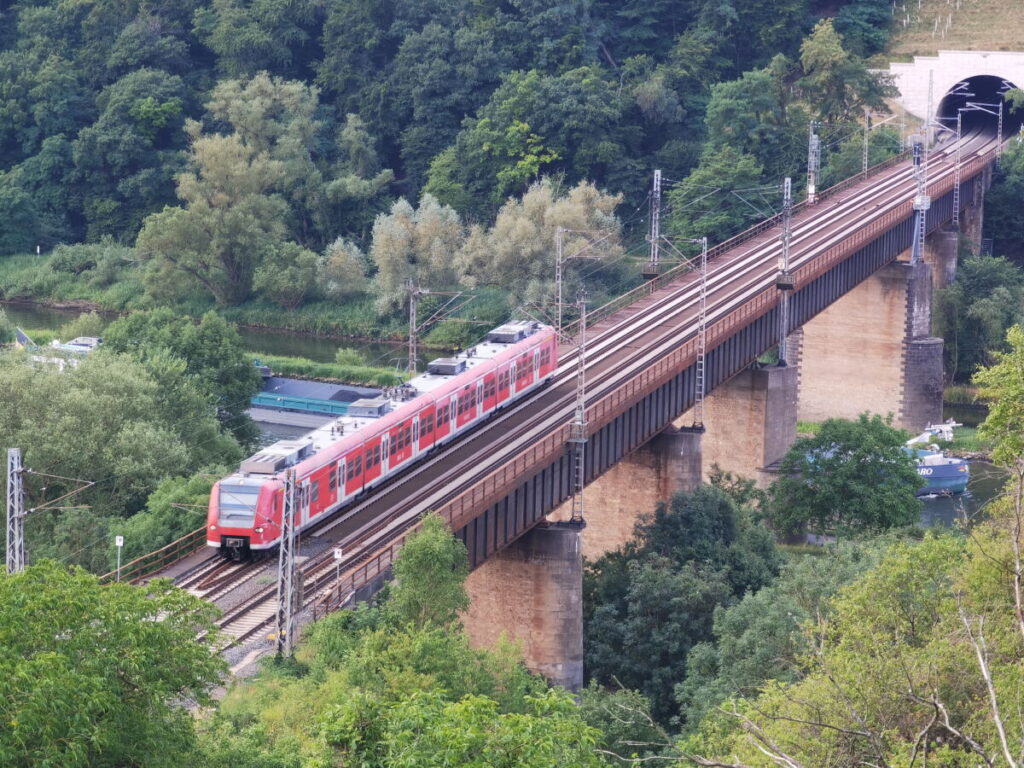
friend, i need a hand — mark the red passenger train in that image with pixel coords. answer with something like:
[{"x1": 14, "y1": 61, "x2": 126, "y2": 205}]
[{"x1": 207, "y1": 321, "x2": 558, "y2": 558}]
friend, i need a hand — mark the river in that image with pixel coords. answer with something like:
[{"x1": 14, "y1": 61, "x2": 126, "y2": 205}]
[
  {"x1": 920, "y1": 460, "x2": 1007, "y2": 527},
  {"x1": 1, "y1": 301, "x2": 420, "y2": 366}
]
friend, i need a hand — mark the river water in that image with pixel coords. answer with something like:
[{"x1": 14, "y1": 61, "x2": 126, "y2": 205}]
[
  {"x1": 0, "y1": 301, "x2": 416, "y2": 365},
  {"x1": 919, "y1": 460, "x2": 1007, "y2": 527}
]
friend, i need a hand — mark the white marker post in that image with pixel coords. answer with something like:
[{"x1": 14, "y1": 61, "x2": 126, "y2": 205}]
[
  {"x1": 115, "y1": 535, "x2": 124, "y2": 582},
  {"x1": 333, "y1": 546, "x2": 343, "y2": 589}
]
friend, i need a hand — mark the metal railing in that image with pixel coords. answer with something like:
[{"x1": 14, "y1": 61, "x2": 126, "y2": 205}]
[{"x1": 99, "y1": 526, "x2": 207, "y2": 584}]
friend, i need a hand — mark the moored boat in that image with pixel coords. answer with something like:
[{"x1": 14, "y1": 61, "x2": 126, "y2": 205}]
[{"x1": 906, "y1": 421, "x2": 970, "y2": 496}]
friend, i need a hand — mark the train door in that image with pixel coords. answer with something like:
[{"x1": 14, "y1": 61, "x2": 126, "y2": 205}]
[
  {"x1": 333, "y1": 459, "x2": 344, "y2": 504},
  {"x1": 299, "y1": 478, "x2": 311, "y2": 526},
  {"x1": 533, "y1": 348, "x2": 541, "y2": 384},
  {"x1": 476, "y1": 380, "x2": 485, "y2": 419},
  {"x1": 380, "y1": 433, "x2": 391, "y2": 476},
  {"x1": 418, "y1": 406, "x2": 434, "y2": 451},
  {"x1": 412, "y1": 416, "x2": 421, "y2": 457}
]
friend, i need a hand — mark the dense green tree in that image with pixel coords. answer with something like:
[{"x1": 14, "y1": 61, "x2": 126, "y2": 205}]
[
  {"x1": 0, "y1": 561, "x2": 224, "y2": 768},
  {"x1": 429, "y1": 66, "x2": 632, "y2": 218},
  {"x1": 983, "y1": 140, "x2": 1024, "y2": 265},
  {"x1": 193, "y1": 0, "x2": 325, "y2": 79},
  {"x1": 386, "y1": 513, "x2": 469, "y2": 629},
  {"x1": 798, "y1": 19, "x2": 894, "y2": 124},
  {"x1": 936, "y1": 255, "x2": 1024, "y2": 381},
  {"x1": 135, "y1": 123, "x2": 290, "y2": 305},
  {"x1": 768, "y1": 413, "x2": 923, "y2": 536},
  {"x1": 72, "y1": 68, "x2": 189, "y2": 241},
  {"x1": 102, "y1": 308, "x2": 262, "y2": 443},
  {"x1": 369, "y1": 194, "x2": 464, "y2": 309},
  {"x1": 833, "y1": 0, "x2": 893, "y2": 57},
  {"x1": 387, "y1": 22, "x2": 513, "y2": 192},
  {"x1": 454, "y1": 177, "x2": 624, "y2": 304},
  {"x1": 584, "y1": 486, "x2": 780, "y2": 723},
  {"x1": 198, "y1": 514, "x2": 607, "y2": 767},
  {"x1": 0, "y1": 349, "x2": 238, "y2": 510},
  {"x1": 819, "y1": 123, "x2": 902, "y2": 189},
  {"x1": 677, "y1": 538, "x2": 891, "y2": 728},
  {"x1": 666, "y1": 144, "x2": 765, "y2": 246},
  {"x1": 702, "y1": 61, "x2": 808, "y2": 181}
]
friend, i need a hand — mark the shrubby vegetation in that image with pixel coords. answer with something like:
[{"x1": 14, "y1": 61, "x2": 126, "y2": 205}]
[{"x1": 199, "y1": 515, "x2": 610, "y2": 767}]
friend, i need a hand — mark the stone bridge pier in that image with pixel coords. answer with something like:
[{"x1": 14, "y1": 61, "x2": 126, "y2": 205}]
[
  {"x1": 462, "y1": 522, "x2": 584, "y2": 691},
  {"x1": 798, "y1": 257, "x2": 943, "y2": 431}
]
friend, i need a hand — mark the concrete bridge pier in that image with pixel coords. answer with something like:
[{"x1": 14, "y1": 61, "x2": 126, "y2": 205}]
[
  {"x1": 462, "y1": 522, "x2": 583, "y2": 692},
  {"x1": 798, "y1": 259, "x2": 943, "y2": 431},
  {"x1": 681, "y1": 362, "x2": 800, "y2": 487}
]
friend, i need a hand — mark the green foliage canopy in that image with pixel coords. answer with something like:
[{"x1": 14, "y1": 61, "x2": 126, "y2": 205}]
[
  {"x1": 769, "y1": 413, "x2": 923, "y2": 536},
  {"x1": 0, "y1": 560, "x2": 224, "y2": 768}
]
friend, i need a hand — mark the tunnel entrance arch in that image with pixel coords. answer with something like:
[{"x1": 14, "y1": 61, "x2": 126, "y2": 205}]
[
  {"x1": 888, "y1": 51, "x2": 1024, "y2": 134},
  {"x1": 936, "y1": 74, "x2": 1024, "y2": 136}
]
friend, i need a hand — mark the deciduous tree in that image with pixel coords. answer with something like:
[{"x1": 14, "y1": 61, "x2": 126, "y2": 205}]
[
  {"x1": 0, "y1": 560, "x2": 224, "y2": 768},
  {"x1": 769, "y1": 413, "x2": 922, "y2": 536}
]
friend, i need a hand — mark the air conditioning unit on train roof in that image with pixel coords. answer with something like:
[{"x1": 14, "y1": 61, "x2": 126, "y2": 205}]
[
  {"x1": 347, "y1": 397, "x2": 391, "y2": 418},
  {"x1": 427, "y1": 357, "x2": 466, "y2": 376},
  {"x1": 241, "y1": 439, "x2": 313, "y2": 474},
  {"x1": 486, "y1": 321, "x2": 537, "y2": 344}
]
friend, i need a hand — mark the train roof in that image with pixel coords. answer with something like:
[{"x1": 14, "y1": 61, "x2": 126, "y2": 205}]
[{"x1": 231, "y1": 321, "x2": 554, "y2": 479}]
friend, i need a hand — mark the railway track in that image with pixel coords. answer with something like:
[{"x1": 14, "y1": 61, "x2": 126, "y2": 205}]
[{"x1": 210, "y1": 131, "x2": 998, "y2": 644}]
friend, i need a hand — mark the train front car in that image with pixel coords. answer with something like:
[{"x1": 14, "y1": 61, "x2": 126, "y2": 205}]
[{"x1": 207, "y1": 472, "x2": 285, "y2": 559}]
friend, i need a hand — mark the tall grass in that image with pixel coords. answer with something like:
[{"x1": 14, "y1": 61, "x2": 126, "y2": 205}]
[{"x1": 257, "y1": 353, "x2": 408, "y2": 387}]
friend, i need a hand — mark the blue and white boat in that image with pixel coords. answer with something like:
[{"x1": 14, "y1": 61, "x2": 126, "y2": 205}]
[{"x1": 906, "y1": 421, "x2": 970, "y2": 496}]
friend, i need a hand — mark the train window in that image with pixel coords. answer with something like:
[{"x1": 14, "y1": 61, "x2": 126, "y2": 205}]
[
  {"x1": 365, "y1": 447, "x2": 375, "y2": 469},
  {"x1": 337, "y1": 464, "x2": 344, "y2": 488},
  {"x1": 312, "y1": 481, "x2": 319, "y2": 503},
  {"x1": 329, "y1": 469, "x2": 337, "y2": 492},
  {"x1": 347, "y1": 461, "x2": 357, "y2": 481},
  {"x1": 404, "y1": 426, "x2": 412, "y2": 446},
  {"x1": 354, "y1": 456, "x2": 362, "y2": 475},
  {"x1": 424, "y1": 412, "x2": 434, "y2": 433}
]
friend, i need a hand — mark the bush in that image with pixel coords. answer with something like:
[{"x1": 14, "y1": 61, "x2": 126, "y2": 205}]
[
  {"x1": 258, "y1": 353, "x2": 407, "y2": 387},
  {"x1": 0, "y1": 309, "x2": 13, "y2": 344},
  {"x1": 334, "y1": 347, "x2": 366, "y2": 366}
]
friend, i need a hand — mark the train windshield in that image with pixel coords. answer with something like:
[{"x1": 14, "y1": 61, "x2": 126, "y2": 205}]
[{"x1": 218, "y1": 483, "x2": 261, "y2": 526}]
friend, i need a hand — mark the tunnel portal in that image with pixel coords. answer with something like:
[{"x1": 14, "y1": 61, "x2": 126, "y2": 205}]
[{"x1": 936, "y1": 74, "x2": 1024, "y2": 136}]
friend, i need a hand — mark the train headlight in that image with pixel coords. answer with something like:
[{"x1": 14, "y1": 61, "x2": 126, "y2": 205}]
[
  {"x1": 210, "y1": 525, "x2": 217, "y2": 530},
  {"x1": 255, "y1": 527, "x2": 264, "y2": 534}
]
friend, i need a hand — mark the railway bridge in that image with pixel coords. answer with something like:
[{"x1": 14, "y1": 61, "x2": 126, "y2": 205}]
[
  {"x1": 121, "y1": 127, "x2": 1005, "y2": 691},
  {"x1": 316, "y1": 129, "x2": 1002, "y2": 690}
]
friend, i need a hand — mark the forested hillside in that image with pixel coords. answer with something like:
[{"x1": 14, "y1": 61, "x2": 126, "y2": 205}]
[{"x1": 0, "y1": 0, "x2": 898, "y2": 332}]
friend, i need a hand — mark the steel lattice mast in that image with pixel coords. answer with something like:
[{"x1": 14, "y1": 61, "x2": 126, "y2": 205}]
[
  {"x1": 6, "y1": 448, "x2": 25, "y2": 574},
  {"x1": 777, "y1": 178, "x2": 795, "y2": 365},
  {"x1": 275, "y1": 469, "x2": 298, "y2": 656},
  {"x1": 568, "y1": 290, "x2": 588, "y2": 524},
  {"x1": 691, "y1": 237, "x2": 709, "y2": 428},
  {"x1": 644, "y1": 170, "x2": 662, "y2": 280}
]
